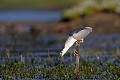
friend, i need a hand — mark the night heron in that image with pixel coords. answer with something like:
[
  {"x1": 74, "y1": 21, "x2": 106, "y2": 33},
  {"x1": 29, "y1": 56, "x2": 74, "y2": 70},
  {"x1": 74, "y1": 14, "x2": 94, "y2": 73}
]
[{"x1": 60, "y1": 27, "x2": 92, "y2": 57}]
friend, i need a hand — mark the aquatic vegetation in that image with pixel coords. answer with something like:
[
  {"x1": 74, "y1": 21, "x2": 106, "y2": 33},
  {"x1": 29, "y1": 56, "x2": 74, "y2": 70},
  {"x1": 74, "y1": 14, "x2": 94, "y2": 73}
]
[
  {"x1": 0, "y1": 57, "x2": 119, "y2": 79},
  {"x1": 0, "y1": 34, "x2": 120, "y2": 79},
  {"x1": 36, "y1": 58, "x2": 120, "y2": 79},
  {"x1": 0, "y1": 62, "x2": 37, "y2": 79}
]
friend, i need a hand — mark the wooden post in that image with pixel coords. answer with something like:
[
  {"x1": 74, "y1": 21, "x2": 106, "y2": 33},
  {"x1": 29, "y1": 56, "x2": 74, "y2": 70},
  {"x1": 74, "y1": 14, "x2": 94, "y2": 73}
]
[
  {"x1": 74, "y1": 40, "x2": 80, "y2": 80},
  {"x1": 48, "y1": 48, "x2": 50, "y2": 62}
]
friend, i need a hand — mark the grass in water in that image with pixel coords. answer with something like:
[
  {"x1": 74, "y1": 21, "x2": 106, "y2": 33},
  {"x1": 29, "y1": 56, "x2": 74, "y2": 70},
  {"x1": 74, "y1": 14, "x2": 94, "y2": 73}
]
[{"x1": 0, "y1": 57, "x2": 119, "y2": 79}]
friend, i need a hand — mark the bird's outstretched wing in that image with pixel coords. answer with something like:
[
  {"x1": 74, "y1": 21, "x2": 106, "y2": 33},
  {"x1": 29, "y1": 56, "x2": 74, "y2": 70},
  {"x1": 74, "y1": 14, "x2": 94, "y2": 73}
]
[{"x1": 60, "y1": 36, "x2": 77, "y2": 57}]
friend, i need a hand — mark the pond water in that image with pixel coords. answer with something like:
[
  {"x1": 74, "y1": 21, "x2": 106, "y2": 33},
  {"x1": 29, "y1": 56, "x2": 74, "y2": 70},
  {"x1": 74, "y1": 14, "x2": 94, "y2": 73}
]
[
  {"x1": 0, "y1": 10, "x2": 61, "y2": 22},
  {"x1": 0, "y1": 33, "x2": 120, "y2": 64},
  {"x1": 0, "y1": 33, "x2": 120, "y2": 79}
]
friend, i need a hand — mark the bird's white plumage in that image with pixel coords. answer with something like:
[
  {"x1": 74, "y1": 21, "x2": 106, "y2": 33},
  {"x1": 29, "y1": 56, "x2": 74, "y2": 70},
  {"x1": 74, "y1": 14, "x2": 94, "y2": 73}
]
[
  {"x1": 60, "y1": 27, "x2": 92, "y2": 57},
  {"x1": 73, "y1": 29, "x2": 91, "y2": 40},
  {"x1": 60, "y1": 36, "x2": 77, "y2": 57}
]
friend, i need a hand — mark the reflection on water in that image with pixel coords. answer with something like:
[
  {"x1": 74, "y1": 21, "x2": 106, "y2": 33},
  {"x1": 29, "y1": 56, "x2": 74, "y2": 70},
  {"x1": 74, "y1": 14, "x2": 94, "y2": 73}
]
[{"x1": 0, "y1": 34, "x2": 120, "y2": 64}]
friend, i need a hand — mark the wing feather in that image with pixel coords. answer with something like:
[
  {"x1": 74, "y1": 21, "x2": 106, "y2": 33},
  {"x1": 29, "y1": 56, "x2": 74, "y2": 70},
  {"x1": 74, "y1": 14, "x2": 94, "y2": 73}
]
[
  {"x1": 73, "y1": 29, "x2": 90, "y2": 40},
  {"x1": 60, "y1": 36, "x2": 77, "y2": 57}
]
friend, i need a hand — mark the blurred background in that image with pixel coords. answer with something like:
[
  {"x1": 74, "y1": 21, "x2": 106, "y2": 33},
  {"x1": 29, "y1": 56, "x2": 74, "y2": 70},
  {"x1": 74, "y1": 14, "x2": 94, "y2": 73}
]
[{"x1": 0, "y1": 0, "x2": 120, "y2": 65}]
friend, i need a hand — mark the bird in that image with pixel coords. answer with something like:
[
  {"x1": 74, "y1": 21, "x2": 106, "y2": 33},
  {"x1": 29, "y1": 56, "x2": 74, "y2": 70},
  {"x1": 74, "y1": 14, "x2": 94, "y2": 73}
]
[{"x1": 60, "y1": 27, "x2": 92, "y2": 57}]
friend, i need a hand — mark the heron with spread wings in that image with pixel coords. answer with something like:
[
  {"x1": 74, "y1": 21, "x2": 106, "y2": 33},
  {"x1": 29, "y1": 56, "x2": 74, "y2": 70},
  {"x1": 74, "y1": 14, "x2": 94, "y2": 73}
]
[{"x1": 60, "y1": 27, "x2": 92, "y2": 57}]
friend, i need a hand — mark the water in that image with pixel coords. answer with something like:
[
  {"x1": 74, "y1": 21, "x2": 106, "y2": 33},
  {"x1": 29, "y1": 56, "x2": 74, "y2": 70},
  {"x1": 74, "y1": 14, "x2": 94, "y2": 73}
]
[
  {"x1": 0, "y1": 33, "x2": 120, "y2": 79},
  {"x1": 0, "y1": 10, "x2": 61, "y2": 22},
  {"x1": 0, "y1": 33, "x2": 120, "y2": 64}
]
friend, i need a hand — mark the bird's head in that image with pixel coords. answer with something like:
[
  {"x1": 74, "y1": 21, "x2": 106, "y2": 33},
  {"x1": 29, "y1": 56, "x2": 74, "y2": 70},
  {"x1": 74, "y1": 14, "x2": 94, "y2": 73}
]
[{"x1": 85, "y1": 27, "x2": 92, "y2": 32}]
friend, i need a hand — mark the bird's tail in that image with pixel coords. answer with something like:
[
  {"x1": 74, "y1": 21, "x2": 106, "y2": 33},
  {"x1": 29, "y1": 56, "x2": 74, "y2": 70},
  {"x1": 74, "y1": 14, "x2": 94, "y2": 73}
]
[{"x1": 60, "y1": 48, "x2": 68, "y2": 57}]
